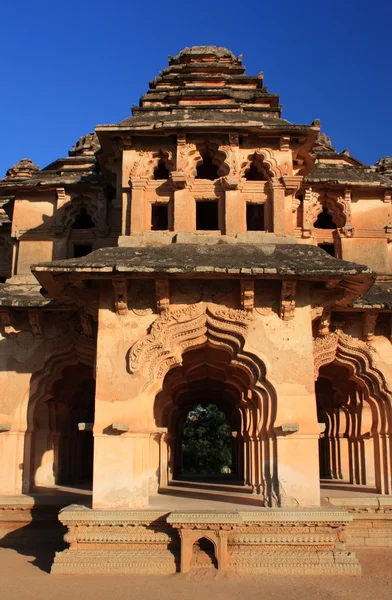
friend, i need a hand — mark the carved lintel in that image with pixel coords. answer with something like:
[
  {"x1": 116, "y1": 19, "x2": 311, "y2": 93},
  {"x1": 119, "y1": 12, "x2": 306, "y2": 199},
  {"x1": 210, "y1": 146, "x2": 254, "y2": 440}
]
[
  {"x1": 112, "y1": 277, "x2": 128, "y2": 316},
  {"x1": 155, "y1": 277, "x2": 170, "y2": 314},
  {"x1": 0, "y1": 309, "x2": 20, "y2": 337},
  {"x1": 318, "y1": 308, "x2": 331, "y2": 336},
  {"x1": 363, "y1": 311, "x2": 378, "y2": 341},
  {"x1": 280, "y1": 279, "x2": 296, "y2": 321},
  {"x1": 28, "y1": 309, "x2": 43, "y2": 340},
  {"x1": 130, "y1": 177, "x2": 149, "y2": 190},
  {"x1": 241, "y1": 279, "x2": 254, "y2": 313},
  {"x1": 169, "y1": 171, "x2": 188, "y2": 190},
  {"x1": 281, "y1": 175, "x2": 303, "y2": 193}
]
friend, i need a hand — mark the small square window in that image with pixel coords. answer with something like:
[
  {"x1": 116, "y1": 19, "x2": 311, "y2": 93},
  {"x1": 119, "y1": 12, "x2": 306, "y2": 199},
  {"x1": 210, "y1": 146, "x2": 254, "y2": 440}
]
[
  {"x1": 246, "y1": 203, "x2": 265, "y2": 231},
  {"x1": 151, "y1": 204, "x2": 169, "y2": 231},
  {"x1": 196, "y1": 200, "x2": 219, "y2": 230}
]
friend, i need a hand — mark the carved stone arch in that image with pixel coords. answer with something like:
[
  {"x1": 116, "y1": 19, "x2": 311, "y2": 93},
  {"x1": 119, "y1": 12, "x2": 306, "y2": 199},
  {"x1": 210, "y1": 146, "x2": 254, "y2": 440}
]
[
  {"x1": 129, "y1": 146, "x2": 176, "y2": 180},
  {"x1": 61, "y1": 196, "x2": 98, "y2": 231},
  {"x1": 310, "y1": 191, "x2": 348, "y2": 229},
  {"x1": 127, "y1": 304, "x2": 266, "y2": 391},
  {"x1": 239, "y1": 148, "x2": 282, "y2": 179},
  {"x1": 313, "y1": 331, "x2": 392, "y2": 422},
  {"x1": 193, "y1": 138, "x2": 227, "y2": 178}
]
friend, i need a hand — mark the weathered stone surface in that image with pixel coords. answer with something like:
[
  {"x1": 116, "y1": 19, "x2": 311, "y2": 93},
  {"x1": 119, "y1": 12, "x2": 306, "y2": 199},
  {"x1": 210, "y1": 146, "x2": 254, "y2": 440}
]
[{"x1": 51, "y1": 506, "x2": 360, "y2": 575}]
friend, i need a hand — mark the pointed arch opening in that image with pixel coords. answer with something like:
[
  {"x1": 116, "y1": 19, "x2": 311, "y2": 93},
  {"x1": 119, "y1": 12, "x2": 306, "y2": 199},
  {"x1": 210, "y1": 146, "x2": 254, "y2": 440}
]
[
  {"x1": 314, "y1": 335, "x2": 392, "y2": 496},
  {"x1": 26, "y1": 363, "x2": 95, "y2": 493},
  {"x1": 195, "y1": 153, "x2": 220, "y2": 180},
  {"x1": 313, "y1": 206, "x2": 337, "y2": 229}
]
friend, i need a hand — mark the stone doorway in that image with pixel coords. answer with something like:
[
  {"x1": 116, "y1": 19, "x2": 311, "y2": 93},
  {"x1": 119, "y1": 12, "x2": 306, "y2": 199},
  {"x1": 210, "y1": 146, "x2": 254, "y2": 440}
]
[{"x1": 25, "y1": 363, "x2": 95, "y2": 492}]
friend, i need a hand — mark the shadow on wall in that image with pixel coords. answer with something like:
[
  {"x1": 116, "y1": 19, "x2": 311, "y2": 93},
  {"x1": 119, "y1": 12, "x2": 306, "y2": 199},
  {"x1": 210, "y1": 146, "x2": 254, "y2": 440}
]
[{"x1": 0, "y1": 503, "x2": 68, "y2": 573}]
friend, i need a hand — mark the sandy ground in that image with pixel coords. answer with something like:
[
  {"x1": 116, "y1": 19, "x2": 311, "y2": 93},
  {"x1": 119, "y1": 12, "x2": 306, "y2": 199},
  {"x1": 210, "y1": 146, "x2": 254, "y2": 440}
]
[{"x1": 0, "y1": 545, "x2": 391, "y2": 600}]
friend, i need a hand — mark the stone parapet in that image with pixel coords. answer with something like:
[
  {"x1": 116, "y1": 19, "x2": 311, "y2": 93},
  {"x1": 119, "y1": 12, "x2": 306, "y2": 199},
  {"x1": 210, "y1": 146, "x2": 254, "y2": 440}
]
[{"x1": 51, "y1": 505, "x2": 360, "y2": 575}]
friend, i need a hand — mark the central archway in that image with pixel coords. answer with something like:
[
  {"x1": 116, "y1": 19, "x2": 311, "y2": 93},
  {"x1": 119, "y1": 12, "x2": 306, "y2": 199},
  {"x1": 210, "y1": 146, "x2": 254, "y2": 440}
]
[{"x1": 153, "y1": 342, "x2": 277, "y2": 503}]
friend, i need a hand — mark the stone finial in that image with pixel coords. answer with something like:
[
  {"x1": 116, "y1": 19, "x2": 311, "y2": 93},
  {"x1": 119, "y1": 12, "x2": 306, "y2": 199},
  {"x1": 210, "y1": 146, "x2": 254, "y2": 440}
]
[
  {"x1": 314, "y1": 132, "x2": 334, "y2": 150},
  {"x1": 69, "y1": 132, "x2": 100, "y2": 157},
  {"x1": 5, "y1": 158, "x2": 39, "y2": 179},
  {"x1": 374, "y1": 156, "x2": 392, "y2": 177}
]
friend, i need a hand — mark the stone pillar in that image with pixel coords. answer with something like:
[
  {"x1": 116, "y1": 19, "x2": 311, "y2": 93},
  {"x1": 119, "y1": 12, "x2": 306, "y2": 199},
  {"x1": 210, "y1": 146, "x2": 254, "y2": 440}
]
[
  {"x1": 276, "y1": 432, "x2": 321, "y2": 506},
  {"x1": 270, "y1": 178, "x2": 287, "y2": 235},
  {"x1": 224, "y1": 188, "x2": 242, "y2": 236},
  {"x1": 92, "y1": 432, "x2": 151, "y2": 509},
  {"x1": 130, "y1": 178, "x2": 149, "y2": 234},
  {"x1": 173, "y1": 188, "x2": 191, "y2": 231},
  {"x1": 159, "y1": 431, "x2": 169, "y2": 488}
]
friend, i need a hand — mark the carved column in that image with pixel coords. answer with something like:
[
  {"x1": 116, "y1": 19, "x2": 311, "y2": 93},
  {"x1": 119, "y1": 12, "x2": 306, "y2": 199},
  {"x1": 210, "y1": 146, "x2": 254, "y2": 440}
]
[
  {"x1": 269, "y1": 178, "x2": 286, "y2": 235},
  {"x1": 129, "y1": 177, "x2": 149, "y2": 234},
  {"x1": 222, "y1": 135, "x2": 241, "y2": 236}
]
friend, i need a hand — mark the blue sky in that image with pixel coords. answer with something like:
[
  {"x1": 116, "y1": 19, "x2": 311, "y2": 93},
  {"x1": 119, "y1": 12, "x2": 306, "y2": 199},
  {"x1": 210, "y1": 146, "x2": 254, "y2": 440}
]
[{"x1": 1, "y1": 0, "x2": 391, "y2": 176}]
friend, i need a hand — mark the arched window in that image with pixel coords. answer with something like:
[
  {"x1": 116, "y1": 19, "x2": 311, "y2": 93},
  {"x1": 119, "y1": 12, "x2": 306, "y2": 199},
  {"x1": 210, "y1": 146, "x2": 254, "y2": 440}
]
[
  {"x1": 71, "y1": 207, "x2": 95, "y2": 229},
  {"x1": 314, "y1": 207, "x2": 336, "y2": 229},
  {"x1": 196, "y1": 154, "x2": 219, "y2": 180},
  {"x1": 245, "y1": 162, "x2": 267, "y2": 181},
  {"x1": 153, "y1": 160, "x2": 170, "y2": 180}
]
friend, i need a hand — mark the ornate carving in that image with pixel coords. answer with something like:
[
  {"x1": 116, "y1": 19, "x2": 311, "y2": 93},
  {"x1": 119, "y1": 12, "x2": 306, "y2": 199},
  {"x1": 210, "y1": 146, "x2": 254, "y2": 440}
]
[
  {"x1": 239, "y1": 147, "x2": 282, "y2": 179},
  {"x1": 130, "y1": 146, "x2": 175, "y2": 180},
  {"x1": 128, "y1": 303, "x2": 264, "y2": 386},
  {"x1": 303, "y1": 187, "x2": 351, "y2": 231},
  {"x1": 313, "y1": 330, "x2": 392, "y2": 405},
  {"x1": 112, "y1": 277, "x2": 128, "y2": 315},
  {"x1": 280, "y1": 280, "x2": 296, "y2": 321}
]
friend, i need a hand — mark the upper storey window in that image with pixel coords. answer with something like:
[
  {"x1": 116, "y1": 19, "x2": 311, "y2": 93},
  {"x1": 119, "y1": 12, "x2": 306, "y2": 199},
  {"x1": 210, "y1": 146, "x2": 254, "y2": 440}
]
[
  {"x1": 71, "y1": 207, "x2": 95, "y2": 229},
  {"x1": 196, "y1": 154, "x2": 219, "y2": 180},
  {"x1": 196, "y1": 200, "x2": 219, "y2": 230},
  {"x1": 153, "y1": 160, "x2": 170, "y2": 180},
  {"x1": 314, "y1": 207, "x2": 337, "y2": 229},
  {"x1": 245, "y1": 163, "x2": 268, "y2": 181},
  {"x1": 246, "y1": 204, "x2": 265, "y2": 231}
]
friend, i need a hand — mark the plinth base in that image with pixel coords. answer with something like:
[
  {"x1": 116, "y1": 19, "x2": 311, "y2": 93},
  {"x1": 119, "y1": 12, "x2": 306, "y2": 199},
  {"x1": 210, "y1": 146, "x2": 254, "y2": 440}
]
[{"x1": 51, "y1": 506, "x2": 361, "y2": 575}]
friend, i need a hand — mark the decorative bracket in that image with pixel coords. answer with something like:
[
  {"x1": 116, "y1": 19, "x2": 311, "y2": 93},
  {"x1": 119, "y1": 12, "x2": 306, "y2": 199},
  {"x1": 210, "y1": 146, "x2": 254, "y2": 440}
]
[
  {"x1": 155, "y1": 277, "x2": 170, "y2": 314},
  {"x1": 170, "y1": 171, "x2": 188, "y2": 190},
  {"x1": 112, "y1": 277, "x2": 128, "y2": 315},
  {"x1": 28, "y1": 310, "x2": 43, "y2": 340},
  {"x1": 280, "y1": 279, "x2": 297, "y2": 321},
  {"x1": 363, "y1": 311, "x2": 378, "y2": 341},
  {"x1": 241, "y1": 279, "x2": 254, "y2": 313}
]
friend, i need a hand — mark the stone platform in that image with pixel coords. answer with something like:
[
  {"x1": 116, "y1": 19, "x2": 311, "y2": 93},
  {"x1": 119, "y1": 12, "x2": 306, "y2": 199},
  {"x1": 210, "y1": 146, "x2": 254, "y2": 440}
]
[{"x1": 51, "y1": 505, "x2": 360, "y2": 575}]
